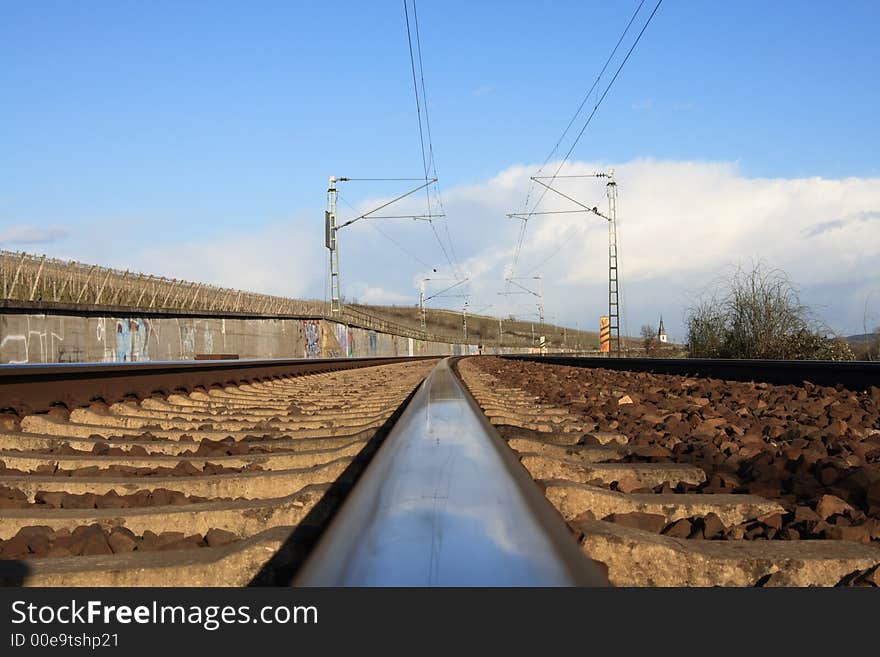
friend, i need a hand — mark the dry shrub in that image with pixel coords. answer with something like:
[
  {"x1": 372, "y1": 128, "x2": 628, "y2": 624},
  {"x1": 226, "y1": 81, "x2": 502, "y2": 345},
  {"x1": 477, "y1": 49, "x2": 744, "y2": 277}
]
[{"x1": 686, "y1": 262, "x2": 853, "y2": 361}]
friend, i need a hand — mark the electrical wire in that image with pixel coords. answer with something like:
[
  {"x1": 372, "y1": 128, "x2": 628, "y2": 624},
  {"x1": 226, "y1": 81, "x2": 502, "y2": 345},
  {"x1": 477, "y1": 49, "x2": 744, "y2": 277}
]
[
  {"x1": 525, "y1": 221, "x2": 591, "y2": 275},
  {"x1": 405, "y1": 0, "x2": 461, "y2": 278},
  {"x1": 507, "y1": 0, "x2": 661, "y2": 282},
  {"x1": 509, "y1": 0, "x2": 647, "y2": 279},
  {"x1": 370, "y1": 222, "x2": 435, "y2": 270},
  {"x1": 337, "y1": 178, "x2": 436, "y2": 229},
  {"x1": 424, "y1": 278, "x2": 468, "y2": 303},
  {"x1": 537, "y1": 0, "x2": 664, "y2": 210},
  {"x1": 428, "y1": 219, "x2": 456, "y2": 275},
  {"x1": 404, "y1": 1, "x2": 429, "y2": 180},
  {"x1": 413, "y1": 0, "x2": 461, "y2": 277},
  {"x1": 338, "y1": 193, "x2": 435, "y2": 270}
]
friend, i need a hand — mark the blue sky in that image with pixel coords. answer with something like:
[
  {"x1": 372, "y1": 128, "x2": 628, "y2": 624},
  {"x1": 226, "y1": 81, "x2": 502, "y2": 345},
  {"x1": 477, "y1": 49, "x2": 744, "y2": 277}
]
[{"x1": 2, "y1": 1, "x2": 879, "y2": 338}]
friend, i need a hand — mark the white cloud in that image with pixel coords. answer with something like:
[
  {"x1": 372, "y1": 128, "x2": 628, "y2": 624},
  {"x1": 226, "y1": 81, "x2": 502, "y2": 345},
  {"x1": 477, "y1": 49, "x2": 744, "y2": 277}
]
[
  {"x1": 24, "y1": 160, "x2": 878, "y2": 340},
  {"x1": 0, "y1": 225, "x2": 68, "y2": 245},
  {"x1": 124, "y1": 221, "x2": 323, "y2": 300},
  {"x1": 347, "y1": 159, "x2": 880, "y2": 338},
  {"x1": 348, "y1": 283, "x2": 412, "y2": 305},
  {"x1": 805, "y1": 210, "x2": 880, "y2": 237}
]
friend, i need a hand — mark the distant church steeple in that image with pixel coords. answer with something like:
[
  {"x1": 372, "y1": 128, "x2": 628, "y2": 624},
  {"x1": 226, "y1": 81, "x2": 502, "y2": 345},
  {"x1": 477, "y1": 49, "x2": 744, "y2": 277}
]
[{"x1": 658, "y1": 315, "x2": 667, "y2": 343}]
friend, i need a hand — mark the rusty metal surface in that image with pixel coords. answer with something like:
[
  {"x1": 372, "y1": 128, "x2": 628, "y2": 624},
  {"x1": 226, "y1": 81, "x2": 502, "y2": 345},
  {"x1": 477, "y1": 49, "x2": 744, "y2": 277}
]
[{"x1": 0, "y1": 356, "x2": 438, "y2": 415}]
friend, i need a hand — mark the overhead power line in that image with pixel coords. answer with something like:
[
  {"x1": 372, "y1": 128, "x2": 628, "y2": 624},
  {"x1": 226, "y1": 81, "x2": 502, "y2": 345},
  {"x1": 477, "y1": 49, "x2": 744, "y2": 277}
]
[
  {"x1": 547, "y1": 0, "x2": 664, "y2": 188},
  {"x1": 509, "y1": 0, "x2": 648, "y2": 279},
  {"x1": 518, "y1": 0, "x2": 647, "y2": 215},
  {"x1": 404, "y1": 1, "x2": 429, "y2": 180},
  {"x1": 324, "y1": 3, "x2": 466, "y2": 314},
  {"x1": 526, "y1": 222, "x2": 589, "y2": 275},
  {"x1": 412, "y1": 0, "x2": 461, "y2": 276},
  {"x1": 506, "y1": 0, "x2": 663, "y2": 282},
  {"x1": 338, "y1": 193, "x2": 436, "y2": 270},
  {"x1": 404, "y1": 0, "x2": 461, "y2": 279},
  {"x1": 337, "y1": 178, "x2": 437, "y2": 229}
]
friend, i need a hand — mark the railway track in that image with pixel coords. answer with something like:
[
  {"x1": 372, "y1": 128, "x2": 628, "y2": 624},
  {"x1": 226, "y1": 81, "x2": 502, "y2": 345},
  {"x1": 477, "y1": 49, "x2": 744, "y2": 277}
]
[
  {"x1": 0, "y1": 357, "x2": 438, "y2": 586},
  {"x1": 2, "y1": 354, "x2": 879, "y2": 586},
  {"x1": 294, "y1": 358, "x2": 605, "y2": 586},
  {"x1": 456, "y1": 356, "x2": 880, "y2": 586}
]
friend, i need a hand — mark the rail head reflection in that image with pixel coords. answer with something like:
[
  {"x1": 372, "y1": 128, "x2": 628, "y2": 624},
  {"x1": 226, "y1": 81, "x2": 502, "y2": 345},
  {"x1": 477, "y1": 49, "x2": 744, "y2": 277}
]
[{"x1": 294, "y1": 358, "x2": 608, "y2": 587}]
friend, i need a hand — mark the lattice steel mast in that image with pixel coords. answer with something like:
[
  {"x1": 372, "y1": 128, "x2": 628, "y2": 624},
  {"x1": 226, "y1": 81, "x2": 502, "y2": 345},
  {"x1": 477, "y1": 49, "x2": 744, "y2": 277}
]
[
  {"x1": 606, "y1": 169, "x2": 620, "y2": 356},
  {"x1": 517, "y1": 170, "x2": 623, "y2": 357}
]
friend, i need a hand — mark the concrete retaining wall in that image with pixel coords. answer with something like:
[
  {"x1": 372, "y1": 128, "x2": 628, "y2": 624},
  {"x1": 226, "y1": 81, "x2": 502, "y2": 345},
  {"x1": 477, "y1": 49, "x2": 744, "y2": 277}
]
[{"x1": 0, "y1": 312, "x2": 512, "y2": 364}]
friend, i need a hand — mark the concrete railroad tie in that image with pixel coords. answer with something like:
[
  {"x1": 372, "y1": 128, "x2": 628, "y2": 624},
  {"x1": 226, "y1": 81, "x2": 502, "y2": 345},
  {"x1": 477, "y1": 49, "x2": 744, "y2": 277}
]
[
  {"x1": 455, "y1": 357, "x2": 880, "y2": 587},
  {"x1": 0, "y1": 359, "x2": 438, "y2": 586}
]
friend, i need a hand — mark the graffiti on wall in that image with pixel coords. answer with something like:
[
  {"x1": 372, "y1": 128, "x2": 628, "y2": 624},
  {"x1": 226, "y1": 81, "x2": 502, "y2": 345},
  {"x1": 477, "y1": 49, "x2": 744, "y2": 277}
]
[
  {"x1": 1, "y1": 313, "x2": 492, "y2": 364},
  {"x1": 96, "y1": 318, "x2": 113, "y2": 361},
  {"x1": 182, "y1": 325, "x2": 195, "y2": 354},
  {"x1": 0, "y1": 314, "x2": 68, "y2": 364},
  {"x1": 303, "y1": 320, "x2": 321, "y2": 359},
  {"x1": 133, "y1": 319, "x2": 148, "y2": 360},
  {"x1": 334, "y1": 323, "x2": 355, "y2": 357},
  {"x1": 0, "y1": 334, "x2": 29, "y2": 364},
  {"x1": 115, "y1": 318, "x2": 153, "y2": 362},
  {"x1": 204, "y1": 323, "x2": 214, "y2": 354},
  {"x1": 334, "y1": 323, "x2": 347, "y2": 356},
  {"x1": 115, "y1": 320, "x2": 129, "y2": 361}
]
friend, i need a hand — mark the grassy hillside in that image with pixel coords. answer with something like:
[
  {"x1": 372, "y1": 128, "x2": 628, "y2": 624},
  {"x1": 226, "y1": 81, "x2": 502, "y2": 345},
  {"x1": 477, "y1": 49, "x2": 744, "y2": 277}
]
[
  {"x1": 352, "y1": 303, "x2": 639, "y2": 351},
  {"x1": 846, "y1": 332, "x2": 880, "y2": 360}
]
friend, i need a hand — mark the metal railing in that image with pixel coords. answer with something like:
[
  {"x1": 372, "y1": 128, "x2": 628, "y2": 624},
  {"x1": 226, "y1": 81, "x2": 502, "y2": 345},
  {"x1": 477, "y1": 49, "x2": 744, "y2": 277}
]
[
  {"x1": 0, "y1": 251, "x2": 472, "y2": 345},
  {"x1": 0, "y1": 250, "x2": 325, "y2": 316}
]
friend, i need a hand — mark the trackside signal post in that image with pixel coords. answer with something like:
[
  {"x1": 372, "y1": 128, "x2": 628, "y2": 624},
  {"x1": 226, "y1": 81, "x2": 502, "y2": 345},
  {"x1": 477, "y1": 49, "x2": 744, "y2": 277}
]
[
  {"x1": 324, "y1": 175, "x2": 438, "y2": 316},
  {"x1": 419, "y1": 279, "x2": 426, "y2": 330},
  {"x1": 326, "y1": 176, "x2": 342, "y2": 314}
]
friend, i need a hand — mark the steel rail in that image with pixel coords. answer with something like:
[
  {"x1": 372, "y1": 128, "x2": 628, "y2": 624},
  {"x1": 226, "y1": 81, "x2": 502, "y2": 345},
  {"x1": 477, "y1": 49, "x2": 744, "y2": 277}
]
[
  {"x1": 503, "y1": 355, "x2": 880, "y2": 390},
  {"x1": 0, "y1": 356, "x2": 439, "y2": 415},
  {"x1": 294, "y1": 357, "x2": 607, "y2": 586}
]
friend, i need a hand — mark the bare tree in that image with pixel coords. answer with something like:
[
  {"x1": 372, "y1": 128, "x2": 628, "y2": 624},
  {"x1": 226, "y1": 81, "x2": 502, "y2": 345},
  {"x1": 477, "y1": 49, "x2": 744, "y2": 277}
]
[
  {"x1": 723, "y1": 263, "x2": 809, "y2": 358},
  {"x1": 861, "y1": 291, "x2": 879, "y2": 361},
  {"x1": 641, "y1": 324, "x2": 657, "y2": 356},
  {"x1": 686, "y1": 261, "x2": 853, "y2": 360},
  {"x1": 686, "y1": 293, "x2": 726, "y2": 358}
]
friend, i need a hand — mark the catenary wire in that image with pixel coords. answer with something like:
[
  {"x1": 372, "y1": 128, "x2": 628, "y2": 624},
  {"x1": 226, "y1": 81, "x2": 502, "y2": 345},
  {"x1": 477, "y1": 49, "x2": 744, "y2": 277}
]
[
  {"x1": 408, "y1": 0, "x2": 461, "y2": 278},
  {"x1": 338, "y1": 193, "x2": 436, "y2": 270},
  {"x1": 507, "y1": 0, "x2": 661, "y2": 288},
  {"x1": 507, "y1": 0, "x2": 649, "y2": 281}
]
